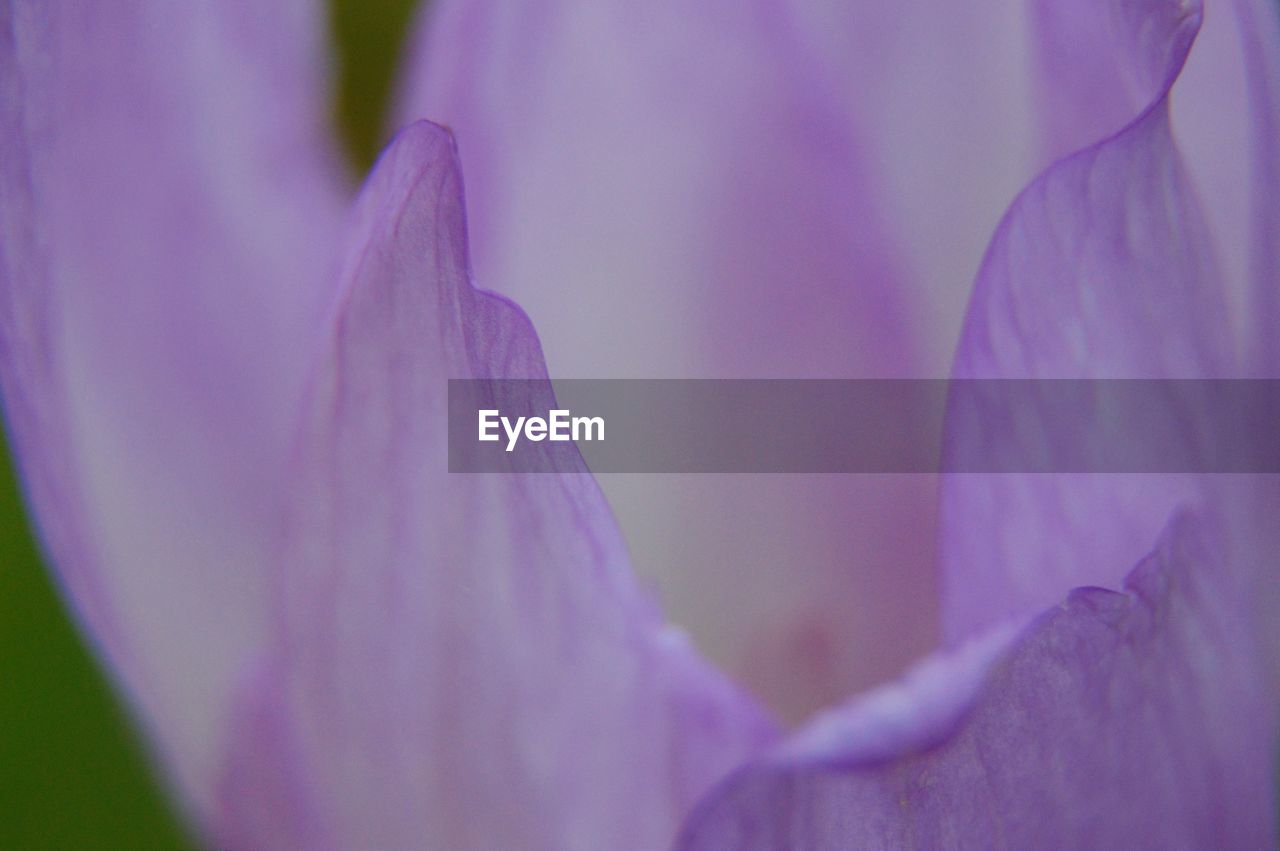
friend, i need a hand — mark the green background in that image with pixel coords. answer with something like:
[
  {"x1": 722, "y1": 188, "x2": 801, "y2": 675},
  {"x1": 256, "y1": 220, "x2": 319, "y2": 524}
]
[{"x1": 0, "y1": 1, "x2": 416, "y2": 846}]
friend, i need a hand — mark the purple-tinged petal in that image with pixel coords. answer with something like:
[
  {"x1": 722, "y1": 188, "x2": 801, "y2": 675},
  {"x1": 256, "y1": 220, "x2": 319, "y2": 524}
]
[
  {"x1": 0, "y1": 0, "x2": 346, "y2": 820},
  {"x1": 397, "y1": 0, "x2": 1042, "y2": 377},
  {"x1": 675, "y1": 3, "x2": 1278, "y2": 841},
  {"x1": 217, "y1": 123, "x2": 777, "y2": 850},
  {"x1": 394, "y1": 0, "x2": 1006, "y2": 719},
  {"x1": 939, "y1": 0, "x2": 1236, "y2": 641},
  {"x1": 1172, "y1": 0, "x2": 1280, "y2": 373},
  {"x1": 768, "y1": 0, "x2": 1042, "y2": 369},
  {"x1": 1028, "y1": 0, "x2": 1199, "y2": 160},
  {"x1": 679, "y1": 512, "x2": 1278, "y2": 848}
]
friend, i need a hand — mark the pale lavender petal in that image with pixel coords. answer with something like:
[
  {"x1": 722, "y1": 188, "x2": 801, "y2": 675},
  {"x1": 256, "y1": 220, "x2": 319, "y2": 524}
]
[
  {"x1": 398, "y1": 0, "x2": 1039, "y2": 376},
  {"x1": 0, "y1": 0, "x2": 346, "y2": 820},
  {"x1": 392, "y1": 0, "x2": 1033, "y2": 718},
  {"x1": 676, "y1": 2, "x2": 1276, "y2": 841},
  {"x1": 217, "y1": 123, "x2": 777, "y2": 850},
  {"x1": 1028, "y1": 0, "x2": 1196, "y2": 160},
  {"x1": 1173, "y1": 0, "x2": 1280, "y2": 372},
  {"x1": 679, "y1": 512, "x2": 1277, "y2": 848},
  {"x1": 939, "y1": 0, "x2": 1236, "y2": 640}
]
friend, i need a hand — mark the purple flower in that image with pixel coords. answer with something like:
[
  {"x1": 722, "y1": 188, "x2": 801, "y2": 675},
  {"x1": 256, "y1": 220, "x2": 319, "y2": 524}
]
[{"x1": 1, "y1": 0, "x2": 1277, "y2": 848}]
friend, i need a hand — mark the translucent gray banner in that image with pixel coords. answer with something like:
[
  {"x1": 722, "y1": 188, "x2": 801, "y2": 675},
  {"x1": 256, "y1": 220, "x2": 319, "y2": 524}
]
[{"x1": 447, "y1": 379, "x2": 1280, "y2": 473}]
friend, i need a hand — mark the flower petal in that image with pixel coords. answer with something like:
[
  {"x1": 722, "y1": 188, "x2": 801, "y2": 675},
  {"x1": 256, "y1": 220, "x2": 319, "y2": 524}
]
[
  {"x1": 394, "y1": 0, "x2": 1039, "y2": 717},
  {"x1": 678, "y1": 1, "x2": 1277, "y2": 841},
  {"x1": 679, "y1": 511, "x2": 1277, "y2": 847},
  {"x1": 0, "y1": 0, "x2": 346, "y2": 818},
  {"x1": 1172, "y1": 0, "x2": 1280, "y2": 373},
  {"x1": 939, "y1": 0, "x2": 1236, "y2": 640},
  {"x1": 216, "y1": 122, "x2": 777, "y2": 850},
  {"x1": 397, "y1": 0, "x2": 1042, "y2": 377}
]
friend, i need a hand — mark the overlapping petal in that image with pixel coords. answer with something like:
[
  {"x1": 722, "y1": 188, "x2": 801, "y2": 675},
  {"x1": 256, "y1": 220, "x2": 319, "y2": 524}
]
[
  {"x1": 216, "y1": 123, "x2": 776, "y2": 850},
  {"x1": 1, "y1": 0, "x2": 1272, "y2": 847},
  {"x1": 938, "y1": 0, "x2": 1235, "y2": 641},
  {"x1": 1173, "y1": 0, "x2": 1280, "y2": 372},
  {"x1": 394, "y1": 0, "x2": 1036, "y2": 718},
  {"x1": 0, "y1": 0, "x2": 347, "y2": 821},
  {"x1": 671, "y1": 0, "x2": 1279, "y2": 843},
  {"x1": 679, "y1": 512, "x2": 1277, "y2": 848},
  {"x1": 398, "y1": 0, "x2": 1042, "y2": 378}
]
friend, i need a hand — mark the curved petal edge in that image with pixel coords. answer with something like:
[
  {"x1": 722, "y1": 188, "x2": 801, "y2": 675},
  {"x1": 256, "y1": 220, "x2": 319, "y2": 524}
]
[
  {"x1": 678, "y1": 511, "x2": 1277, "y2": 848},
  {"x1": 215, "y1": 122, "x2": 778, "y2": 851}
]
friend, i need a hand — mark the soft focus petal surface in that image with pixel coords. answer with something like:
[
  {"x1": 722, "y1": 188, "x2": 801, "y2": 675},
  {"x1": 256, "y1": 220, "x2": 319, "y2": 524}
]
[
  {"x1": 0, "y1": 0, "x2": 345, "y2": 818},
  {"x1": 939, "y1": 0, "x2": 1235, "y2": 641},
  {"x1": 678, "y1": 1, "x2": 1280, "y2": 843},
  {"x1": 217, "y1": 123, "x2": 777, "y2": 850},
  {"x1": 395, "y1": 0, "x2": 1042, "y2": 719},
  {"x1": 400, "y1": 0, "x2": 1042, "y2": 376},
  {"x1": 679, "y1": 513, "x2": 1277, "y2": 848},
  {"x1": 1173, "y1": 0, "x2": 1280, "y2": 371}
]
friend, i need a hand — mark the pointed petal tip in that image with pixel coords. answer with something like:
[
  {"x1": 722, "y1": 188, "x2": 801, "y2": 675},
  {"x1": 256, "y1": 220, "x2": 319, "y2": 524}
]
[
  {"x1": 217, "y1": 96, "x2": 773, "y2": 847},
  {"x1": 383, "y1": 119, "x2": 461, "y2": 166},
  {"x1": 354, "y1": 119, "x2": 465, "y2": 212}
]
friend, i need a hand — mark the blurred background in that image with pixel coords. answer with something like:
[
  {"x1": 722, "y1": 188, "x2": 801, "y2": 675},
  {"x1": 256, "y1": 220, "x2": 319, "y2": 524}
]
[{"x1": 0, "y1": 1, "x2": 416, "y2": 846}]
